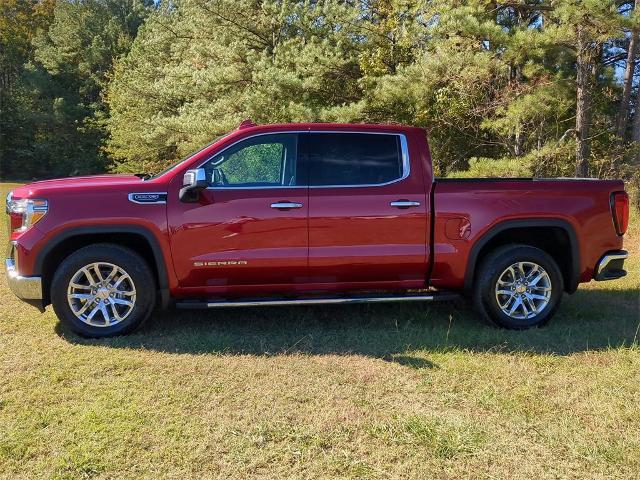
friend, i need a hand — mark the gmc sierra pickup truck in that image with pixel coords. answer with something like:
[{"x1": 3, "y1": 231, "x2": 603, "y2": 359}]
[{"x1": 5, "y1": 122, "x2": 630, "y2": 337}]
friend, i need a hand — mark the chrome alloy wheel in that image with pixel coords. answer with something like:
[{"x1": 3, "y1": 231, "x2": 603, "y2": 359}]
[
  {"x1": 495, "y1": 262, "x2": 552, "y2": 320},
  {"x1": 67, "y1": 262, "x2": 137, "y2": 327}
]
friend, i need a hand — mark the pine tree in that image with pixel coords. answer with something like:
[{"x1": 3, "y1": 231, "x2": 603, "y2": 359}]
[
  {"x1": 550, "y1": 0, "x2": 625, "y2": 177},
  {"x1": 3, "y1": 0, "x2": 639, "y2": 183},
  {"x1": 0, "y1": 0, "x2": 54, "y2": 178},
  {"x1": 106, "y1": 0, "x2": 365, "y2": 172},
  {"x1": 28, "y1": 0, "x2": 152, "y2": 176}
]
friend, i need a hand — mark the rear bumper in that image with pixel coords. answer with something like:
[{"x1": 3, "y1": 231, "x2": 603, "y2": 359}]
[
  {"x1": 594, "y1": 250, "x2": 628, "y2": 281},
  {"x1": 5, "y1": 240, "x2": 43, "y2": 300}
]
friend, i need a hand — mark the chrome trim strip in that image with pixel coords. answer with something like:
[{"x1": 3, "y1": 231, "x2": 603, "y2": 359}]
[
  {"x1": 177, "y1": 294, "x2": 440, "y2": 309},
  {"x1": 127, "y1": 192, "x2": 168, "y2": 204},
  {"x1": 5, "y1": 191, "x2": 13, "y2": 212},
  {"x1": 199, "y1": 130, "x2": 410, "y2": 190},
  {"x1": 596, "y1": 251, "x2": 628, "y2": 276},
  {"x1": 5, "y1": 258, "x2": 42, "y2": 300},
  {"x1": 8, "y1": 240, "x2": 18, "y2": 271},
  {"x1": 207, "y1": 185, "x2": 307, "y2": 190}
]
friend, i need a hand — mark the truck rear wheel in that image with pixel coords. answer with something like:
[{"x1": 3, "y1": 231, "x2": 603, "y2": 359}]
[
  {"x1": 473, "y1": 244, "x2": 564, "y2": 329},
  {"x1": 51, "y1": 244, "x2": 155, "y2": 338}
]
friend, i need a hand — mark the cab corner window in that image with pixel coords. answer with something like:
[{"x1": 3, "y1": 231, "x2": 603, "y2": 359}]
[
  {"x1": 305, "y1": 133, "x2": 404, "y2": 187},
  {"x1": 204, "y1": 133, "x2": 298, "y2": 188}
]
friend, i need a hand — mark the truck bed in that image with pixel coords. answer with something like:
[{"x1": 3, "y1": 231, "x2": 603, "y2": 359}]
[{"x1": 429, "y1": 177, "x2": 625, "y2": 292}]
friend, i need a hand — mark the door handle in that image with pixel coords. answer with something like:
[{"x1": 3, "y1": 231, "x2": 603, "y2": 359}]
[
  {"x1": 270, "y1": 202, "x2": 303, "y2": 209},
  {"x1": 390, "y1": 200, "x2": 421, "y2": 208}
]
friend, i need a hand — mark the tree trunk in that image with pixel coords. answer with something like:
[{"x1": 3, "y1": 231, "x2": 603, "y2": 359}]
[
  {"x1": 632, "y1": 83, "x2": 640, "y2": 144},
  {"x1": 575, "y1": 27, "x2": 598, "y2": 177},
  {"x1": 514, "y1": 129, "x2": 525, "y2": 157},
  {"x1": 615, "y1": 0, "x2": 639, "y2": 145}
]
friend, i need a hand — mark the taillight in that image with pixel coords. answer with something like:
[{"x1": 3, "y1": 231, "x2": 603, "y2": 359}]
[{"x1": 611, "y1": 191, "x2": 629, "y2": 236}]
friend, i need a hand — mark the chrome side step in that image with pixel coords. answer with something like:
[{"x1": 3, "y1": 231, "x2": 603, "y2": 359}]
[{"x1": 175, "y1": 292, "x2": 460, "y2": 309}]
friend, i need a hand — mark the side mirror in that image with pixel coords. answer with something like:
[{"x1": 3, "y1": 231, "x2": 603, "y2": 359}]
[{"x1": 179, "y1": 168, "x2": 208, "y2": 203}]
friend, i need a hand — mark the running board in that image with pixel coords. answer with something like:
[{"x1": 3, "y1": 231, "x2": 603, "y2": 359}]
[{"x1": 175, "y1": 292, "x2": 460, "y2": 309}]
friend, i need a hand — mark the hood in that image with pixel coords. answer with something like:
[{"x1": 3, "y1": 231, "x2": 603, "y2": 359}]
[{"x1": 10, "y1": 174, "x2": 144, "y2": 198}]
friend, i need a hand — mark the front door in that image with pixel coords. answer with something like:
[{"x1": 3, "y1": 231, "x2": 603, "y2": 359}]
[{"x1": 168, "y1": 133, "x2": 308, "y2": 291}]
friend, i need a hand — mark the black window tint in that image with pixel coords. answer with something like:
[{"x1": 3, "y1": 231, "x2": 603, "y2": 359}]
[{"x1": 305, "y1": 133, "x2": 403, "y2": 186}]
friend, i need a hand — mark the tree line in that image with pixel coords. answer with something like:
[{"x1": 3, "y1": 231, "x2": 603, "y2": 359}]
[{"x1": 1, "y1": 0, "x2": 639, "y2": 192}]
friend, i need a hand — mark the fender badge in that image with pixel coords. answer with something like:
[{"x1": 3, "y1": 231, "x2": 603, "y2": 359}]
[{"x1": 128, "y1": 192, "x2": 167, "y2": 204}]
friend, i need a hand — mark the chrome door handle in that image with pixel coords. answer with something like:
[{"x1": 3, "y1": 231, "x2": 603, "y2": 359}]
[
  {"x1": 270, "y1": 202, "x2": 303, "y2": 209},
  {"x1": 390, "y1": 200, "x2": 421, "y2": 208}
]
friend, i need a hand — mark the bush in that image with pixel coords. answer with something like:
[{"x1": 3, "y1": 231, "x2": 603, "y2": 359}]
[{"x1": 447, "y1": 157, "x2": 532, "y2": 178}]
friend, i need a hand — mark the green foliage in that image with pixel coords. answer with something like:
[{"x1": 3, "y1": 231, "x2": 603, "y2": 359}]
[
  {"x1": 0, "y1": 0, "x2": 150, "y2": 179},
  {"x1": 105, "y1": 0, "x2": 365, "y2": 172},
  {"x1": 216, "y1": 143, "x2": 283, "y2": 184},
  {"x1": 0, "y1": 0, "x2": 54, "y2": 179},
  {"x1": 2, "y1": 0, "x2": 640, "y2": 181},
  {"x1": 447, "y1": 157, "x2": 532, "y2": 179}
]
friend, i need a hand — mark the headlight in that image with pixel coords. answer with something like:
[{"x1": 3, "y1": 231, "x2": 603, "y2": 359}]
[{"x1": 6, "y1": 192, "x2": 48, "y2": 232}]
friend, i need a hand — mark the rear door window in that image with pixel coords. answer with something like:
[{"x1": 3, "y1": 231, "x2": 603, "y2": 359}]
[{"x1": 302, "y1": 133, "x2": 404, "y2": 187}]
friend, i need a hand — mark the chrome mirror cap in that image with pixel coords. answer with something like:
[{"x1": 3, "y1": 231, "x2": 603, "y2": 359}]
[{"x1": 179, "y1": 168, "x2": 208, "y2": 202}]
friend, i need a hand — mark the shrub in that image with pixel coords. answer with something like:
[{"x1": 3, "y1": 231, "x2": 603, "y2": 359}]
[{"x1": 447, "y1": 157, "x2": 532, "y2": 178}]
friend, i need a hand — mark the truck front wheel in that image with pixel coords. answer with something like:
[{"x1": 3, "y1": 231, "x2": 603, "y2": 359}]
[
  {"x1": 51, "y1": 244, "x2": 156, "y2": 338},
  {"x1": 473, "y1": 244, "x2": 564, "y2": 329}
]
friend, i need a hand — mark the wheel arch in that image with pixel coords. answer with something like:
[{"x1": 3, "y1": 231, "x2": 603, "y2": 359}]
[
  {"x1": 36, "y1": 225, "x2": 170, "y2": 308},
  {"x1": 464, "y1": 218, "x2": 580, "y2": 294}
]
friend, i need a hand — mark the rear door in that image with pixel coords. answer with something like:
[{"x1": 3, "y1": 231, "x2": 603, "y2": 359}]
[{"x1": 303, "y1": 131, "x2": 429, "y2": 287}]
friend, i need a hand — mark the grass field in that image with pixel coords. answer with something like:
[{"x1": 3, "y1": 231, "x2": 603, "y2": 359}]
[{"x1": 0, "y1": 181, "x2": 639, "y2": 479}]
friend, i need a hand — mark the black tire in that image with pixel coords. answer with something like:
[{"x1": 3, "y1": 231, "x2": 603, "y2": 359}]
[
  {"x1": 51, "y1": 244, "x2": 156, "y2": 338},
  {"x1": 472, "y1": 244, "x2": 564, "y2": 329}
]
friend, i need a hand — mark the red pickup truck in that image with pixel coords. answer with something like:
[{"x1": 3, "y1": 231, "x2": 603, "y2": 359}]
[{"x1": 5, "y1": 122, "x2": 630, "y2": 337}]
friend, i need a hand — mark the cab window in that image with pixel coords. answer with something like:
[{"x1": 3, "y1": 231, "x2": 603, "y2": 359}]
[
  {"x1": 204, "y1": 133, "x2": 298, "y2": 187},
  {"x1": 302, "y1": 133, "x2": 403, "y2": 187}
]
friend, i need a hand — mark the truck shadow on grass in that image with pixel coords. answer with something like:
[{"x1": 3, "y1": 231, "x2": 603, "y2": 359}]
[{"x1": 56, "y1": 286, "x2": 639, "y2": 359}]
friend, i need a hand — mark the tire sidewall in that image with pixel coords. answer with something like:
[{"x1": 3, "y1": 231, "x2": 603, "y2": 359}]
[
  {"x1": 476, "y1": 246, "x2": 564, "y2": 329},
  {"x1": 51, "y1": 245, "x2": 155, "y2": 337}
]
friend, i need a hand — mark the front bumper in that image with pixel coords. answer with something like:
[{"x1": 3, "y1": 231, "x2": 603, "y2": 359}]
[
  {"x1": 594, "y1": 250, "x2": 628, "y2": 281},
  {"x1": 5, "y1": 241, "x2": 42, "y2": 300}
]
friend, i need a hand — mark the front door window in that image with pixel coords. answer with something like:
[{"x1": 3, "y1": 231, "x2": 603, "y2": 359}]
[{"x1": 203, "y1": 134, "x2": 298, "y2": 188}]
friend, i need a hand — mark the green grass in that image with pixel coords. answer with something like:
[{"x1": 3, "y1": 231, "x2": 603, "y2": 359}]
[{"x1": 1, "y1": 181, "x2": 639, "y2": 479}]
